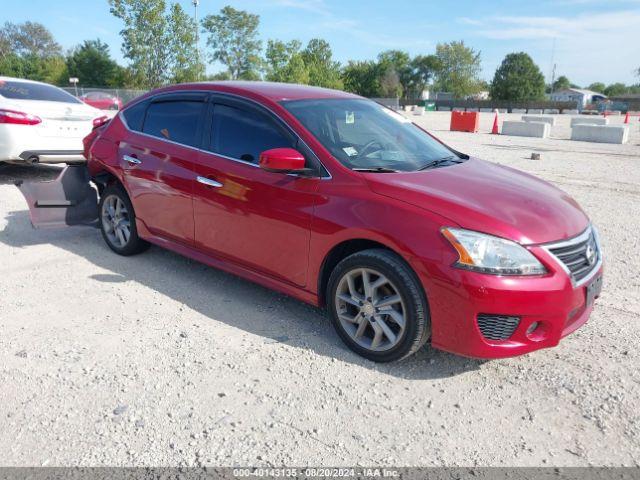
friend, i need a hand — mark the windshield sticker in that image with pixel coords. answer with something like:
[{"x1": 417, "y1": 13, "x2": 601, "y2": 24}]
[
  {"x1": 343, "y1": 146, "x2": 358, "y2": 157},
  {"x1": 345, "y1": 111, "x2": 355, "y2": 124}
]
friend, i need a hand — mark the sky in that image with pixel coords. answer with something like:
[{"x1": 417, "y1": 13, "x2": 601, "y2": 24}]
[{"x1": 2, "y1": 0, "x2": 639, "y2": 86}]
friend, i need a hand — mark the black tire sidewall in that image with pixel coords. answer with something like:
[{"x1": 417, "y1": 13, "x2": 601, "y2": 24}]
[{"x1": 327, "y1": 249, "x2": 430, "y2": 362}]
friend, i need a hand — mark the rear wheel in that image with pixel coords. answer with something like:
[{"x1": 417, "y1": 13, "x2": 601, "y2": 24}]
[
  {"x1": 327, "y1": 249, "x2": 430, "y2": 362},
  {"x1": 99, "y1": 184, "x2": 149, "y2": 256}
]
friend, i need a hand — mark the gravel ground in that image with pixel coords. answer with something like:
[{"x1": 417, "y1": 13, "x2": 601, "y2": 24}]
[{"x1": 0, "y1": 113, "x2": 639, "y2": 467}]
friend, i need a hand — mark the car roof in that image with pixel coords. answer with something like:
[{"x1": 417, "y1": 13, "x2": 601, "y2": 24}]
[{"x1": 168, "y1": 81, "x2": 361, "y2": 103}]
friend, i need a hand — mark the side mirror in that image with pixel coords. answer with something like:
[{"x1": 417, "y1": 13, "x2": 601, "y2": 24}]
[{"x1": 259, "y1": 148, "x2": 306, "y2": 174}]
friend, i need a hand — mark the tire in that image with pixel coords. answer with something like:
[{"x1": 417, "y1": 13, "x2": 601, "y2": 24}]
[
  {"x1": 327, "y1": 248, "x2": 430, "y2": 362},
  {"x1": 99, "y1": 184, "x2": 150, "y2": 256}
]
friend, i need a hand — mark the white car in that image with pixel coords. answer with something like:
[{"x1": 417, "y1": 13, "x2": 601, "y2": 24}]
[{"x1": 0, "y1": 76, "x2": 103, "y2": 165}]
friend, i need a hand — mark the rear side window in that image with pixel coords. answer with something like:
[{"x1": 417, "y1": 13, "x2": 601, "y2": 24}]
[
  {"x1": 142, "y1": 100, "x2": 203, "y2": 147},
  {"x1": 122, "y1": 100, "x2": 148, "y2": 132},
  {"x1": 210, "y1": 104, "x2": 293, "y2": 163},
  {"x1": 0, "y1": 79, "x2": 82, "y2": 104}
]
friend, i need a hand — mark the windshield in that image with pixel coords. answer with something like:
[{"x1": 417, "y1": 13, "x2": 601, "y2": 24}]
[
  {"x1": 0, "y1": 80, "x2": 82, "y2": 104},
  {"x1": 282, "y1": 98, "x2": 462, "y2": 172}
]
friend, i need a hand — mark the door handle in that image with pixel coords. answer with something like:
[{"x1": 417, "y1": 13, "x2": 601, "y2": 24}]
[
  {"x1": 123, "y1": 155, "x2": 141, "y2": 165},
  {"x1": 196, "y1": 176, "x2": 223, "y2": 188}
]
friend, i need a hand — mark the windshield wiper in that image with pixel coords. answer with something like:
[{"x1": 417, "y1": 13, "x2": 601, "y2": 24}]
[
  {"x1": 352, "y1": 167, "x2": 400, "y2": 173},
  {"x1": 418, "y1": 155, "x2": 462, "y2": 171}
]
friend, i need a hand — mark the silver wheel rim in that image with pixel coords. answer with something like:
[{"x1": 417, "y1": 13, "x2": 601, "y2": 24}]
[
  {"x1": 335, "y1": 268, "x2": 407, "y2": 352},
  {"x1": 101, "y1": 194, "x2": 131, "y2": 248}
]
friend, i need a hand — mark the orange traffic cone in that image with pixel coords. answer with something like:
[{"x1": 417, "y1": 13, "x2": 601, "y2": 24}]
[
  {"x1": 491, "y1": 110, "x2": 500, "y2": 134},
  {"x1": 624, "y1": 112, "x2": 630, "y2": 124}
]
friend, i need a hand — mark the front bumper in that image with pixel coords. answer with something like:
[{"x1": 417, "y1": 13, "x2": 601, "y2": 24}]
[{"x1": 415, "y1": 245, "x2": 603, "y2": 359}]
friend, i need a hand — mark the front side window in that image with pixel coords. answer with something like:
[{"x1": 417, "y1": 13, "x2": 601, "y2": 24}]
[
  {"x1": 0, "y1": 80, "x2": 82, "y2": 104},
  {"x1": 210, "y1": 104, "x2": 293, "y2": 164},
  {"x1": 142, "y1": 100, "x2": 203, "y2": 147},
  {"x1": 282, "y1": 98, "x2": 462, "y2": 172}
]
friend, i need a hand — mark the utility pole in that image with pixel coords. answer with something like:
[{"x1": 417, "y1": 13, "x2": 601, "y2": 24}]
[
  {"x1": 549, "y1": 38, "x2": 556, "y2": 94},
  {"x1": 193, "y1": 0, "x2": 200, "y2": 80}
]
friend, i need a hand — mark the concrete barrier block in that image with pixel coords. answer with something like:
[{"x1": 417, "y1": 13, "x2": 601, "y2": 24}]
[
  {"x1": 511, "y1": 108, "x2": 527, "y2": 113},
  {"x1": 543, "y1": 109, "x2": 560, "y2": 114},
  {"x1": 563, "y1": 109, "x2": 579, "y2": 115},
  {"x1": 497, "y1": 109, "x2": 508, "y2": 113},
  {"x1": 502, "y1": 121, "x2": 550, "y2": 138},
  {"x1": 413, "y1": 106, "x2": 425, "y2": 115},
  {"x1": 466, "y1": 107, "x2": 479, "y2": 112},
  {"x1": 571, "y1": 124, "x2": 628, "y2": 144},
  {"x1": 527, "y1": 109, "x2": 543, "y2": 114},
  {"x1": 571, "y1": 117, "x2": 609, "y2": 126},
  {"x1": 522, "y1": 115, "x2": 556, "y2": 126},
  {"x1": 438, "y1": 106, "x2": 451, "y2": 111},
  {"x1": 403, "y1": 105, "x2": 412, "y2": 112},
  {"x1": 480, "y1": 108, "x2": 493, "y2": 112}
]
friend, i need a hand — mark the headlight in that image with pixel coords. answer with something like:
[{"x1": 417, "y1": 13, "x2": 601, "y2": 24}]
[{"x1": 441, "y1": 227, "x2": 547, "y2": 275}]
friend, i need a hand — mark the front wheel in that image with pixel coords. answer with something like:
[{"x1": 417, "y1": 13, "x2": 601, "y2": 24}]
[
  {"x1": 327, "y1": 249, "x2": 430, "y2": 362},
  {"x1": 99, "y1": 184, "x2": 149, "y2": 256}
]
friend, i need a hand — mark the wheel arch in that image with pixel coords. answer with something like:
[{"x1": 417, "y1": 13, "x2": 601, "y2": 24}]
[{"x1": 317, "y1": 238, "x2": 414, "y2": 308}]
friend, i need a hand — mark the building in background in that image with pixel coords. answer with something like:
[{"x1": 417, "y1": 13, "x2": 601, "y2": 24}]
[{"x1": 549, "y1": 88, "x2": 607, "y2": 109}]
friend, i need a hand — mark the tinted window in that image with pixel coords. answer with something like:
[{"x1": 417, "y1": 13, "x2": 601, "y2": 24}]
[
  {"x1": 142, "y1": 101, "x2": 203, "y2": 147},
  {"x1": 122, "y1": 100, "x2": 148, "y2": 132},
  {"x1": 0, "y1": 79, "x2": 82, "y2": 104},
  {"x1": 211, "y1": 104, "x2": 293, "y2": 163}
]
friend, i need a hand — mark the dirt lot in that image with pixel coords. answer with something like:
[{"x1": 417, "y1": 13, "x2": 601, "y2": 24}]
[{"x1": 1, "y1": 113, "x2": 639, "y2": 467}]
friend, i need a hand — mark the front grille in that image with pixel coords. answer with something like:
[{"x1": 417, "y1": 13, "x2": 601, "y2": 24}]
[
  {"x1": 477, "y1": 314, "x2": 520, "y2": 341},
  {"x1": 547, "y1": 228, "x2": 600, "y2": 283}
]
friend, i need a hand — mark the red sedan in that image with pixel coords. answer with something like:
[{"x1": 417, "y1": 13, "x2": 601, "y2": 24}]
[
  {"x1": 80, "y1": 91, "x2": 123, "y2": 111},
  {"x1": 81, "y1": 82, "x2": 602, "y2": 362}
]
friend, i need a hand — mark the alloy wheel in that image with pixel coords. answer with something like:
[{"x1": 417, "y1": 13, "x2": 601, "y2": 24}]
[
  {"x1": 334, "y1": 267, "x2": 407, "y2": 352},
  {"x1": 101, "y1": 194, "x2": 131, "y2": 248}
]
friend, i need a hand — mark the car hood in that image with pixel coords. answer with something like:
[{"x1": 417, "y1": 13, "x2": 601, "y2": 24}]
[{"x1": 364, "y1": 158, "x2": 589, "y2": 245}]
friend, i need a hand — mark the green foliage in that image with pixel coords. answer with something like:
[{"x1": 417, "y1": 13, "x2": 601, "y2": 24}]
[
  {"x1": 202, "y1": 6, "x2": 261, "y2": 80},
  {"x1": 109, "y1": 0, "x2": 201, "y2": 88},
  {"x1": 66, "y1": 39, "x2": 124, "y2": 87},
  {"x1": 0, "y1": 22, "x2": 67, "y2": 85},
  {"x1": 341, "y1": 60, "x2": 382, "y2": 97},
  {"x1": 604, "y1": 82, "x2": 628, "y2": 97},
  {"x1": 264, "y1": 40, "x2": 309, "y2": 84},
  {"x1": 552, "y1": 75, "x2": 571, "y2": 91},
  {"x1": 434, "y1": 41, "x2": 482, "y2": 98},
  {"x1": 587, "y1": 82, "x2": 606, "y2": 93},
  {"x1": 301, "y1": 39, "x2": 343, "y2": 89},
  {"x1": 489, "y1": 52, "x2": 545, "y2": 101}
]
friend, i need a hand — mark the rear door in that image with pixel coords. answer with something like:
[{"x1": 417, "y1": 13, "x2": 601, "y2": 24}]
[
  {"x1": 193, "y1": 97, "x2": 322, "y2": 287},
  {"x1": 118, "y1": 92, "x2": 207, "y2": 245}
]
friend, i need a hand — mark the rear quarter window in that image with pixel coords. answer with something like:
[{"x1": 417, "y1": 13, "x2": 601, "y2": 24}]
[
  {"x1": 0, "y1": 80, "x2": 82, "y2": 104},
  {"x1": 122, "y1": 100, "x2": 148, "y2": 132}
]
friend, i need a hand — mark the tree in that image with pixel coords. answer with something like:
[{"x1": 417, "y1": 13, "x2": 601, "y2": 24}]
[
  {"x1": 66, "y1": 39, "x2": 124, "y2": 87},
  {"x1": 341, "y1": 60, "x2": 382, "y2": 97},
  {"x1": 167, "y1": 3, "x2": 204, "y2": 83},
  {"x1": 301, "y1": 39, "x2": 343, "y2": 89},
  {"x1": 0, "y1": 21, "x2": 62, "y2": 58},
  {"x1": 407, "y1": 55, "x2": 441, "y2": 99},
  {"x1": 0, "y1": 22, "x2": 66, "y2": 84},
  {"x1": 489, "y1": 52, "x2": 545, "y2": 101},
  {"x1": 202, "y1": 6, "x2": 261, "y2": 80},
  {"x1": 110, "y1": 0, "x2": 201, "y2": 88},
  {"x1": 264, "y1": 40, "x2": 309, "y2": 84},
  {"x1": 433, "y1": 41, "x2": 482, "y2": 98},
  {"x1": 552, "y1": 75, "x2": 571, "y2": 92},
  {"x1": 587, "y1": 82, "x2": 606, "y2": 93},
  {"x1": 604, "y1": 82, "x2": 628, "y2": 97}
]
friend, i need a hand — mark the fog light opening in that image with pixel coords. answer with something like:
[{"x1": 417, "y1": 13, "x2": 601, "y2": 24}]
[{"x1": 526, "y1": 322, "x2": 539, "y2": 336}]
